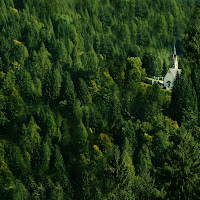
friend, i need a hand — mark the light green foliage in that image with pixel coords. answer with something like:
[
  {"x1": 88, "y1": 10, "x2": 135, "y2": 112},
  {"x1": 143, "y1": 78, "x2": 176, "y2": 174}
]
[
  {"x1": 32, "y1": 78, "x2": 42, "y2": 100},
  {"x1": 127, "y1": 57, "x2": 146, "y2": 82},
  {"x1": 37, "y1": 43, "x2": 52, "y2": 81},
  {"x1": 78, "y1": 78, "x2": 92, "y2": 105},
  {"x1": 75, "y1": 121, "x2": 88, "y2": 147},
  {"x1": 51, "y1": 183, "x2": 64, "y2": 200},
  {"x1": 7, "y1": 88, "x2": 25, "y2": 120},
  {"x1": 13, "y1": 41, "x2": 29, "y2": 66},
  {"x1": 23, "y1": 117, "x2": 41, "y2": 154},
  {"x1": 50, "y1": 68, "x2": 62, "y2": 103}
]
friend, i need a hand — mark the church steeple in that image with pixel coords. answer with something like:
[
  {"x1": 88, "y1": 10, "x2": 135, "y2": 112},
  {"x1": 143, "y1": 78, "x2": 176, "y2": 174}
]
[
  {"x1": 174, "y1": 45, "x2": 176, "y2": 56},
  {"x1": 172, "y1": 45, "x2": 178, "y2": 69},
  {"x1": 163, "y1": 44, "x2": 181, "y2": 89}
]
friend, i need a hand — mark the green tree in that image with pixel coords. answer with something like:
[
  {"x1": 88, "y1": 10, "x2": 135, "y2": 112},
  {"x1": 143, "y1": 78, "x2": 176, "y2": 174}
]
[
  {"x1": 77, "y1": 78, "x2": 91, "y2": 105},
  {"x1": 37, "y1": 43, "x2": 52, "y2": 81},
  {"x1": 126, "y1": 57, "x2": 146, "y2": 85},
  {"x1": 170, "y1": 71, "x2": 198, "y2": 127},
  {"x1": 50, "y1": 68, "x2": 62, "y2": 104},
  {"x1": 60, "y1": 71, "x2": 76, "y2": 115},
  {"x1": 143, "y1": 49, "x2": 163, "y2": 76},
  {"x1": 160, "y1": 128, "x2": 200, "y2": 199},
  {"x1": 23, "y1": 116, "x2": 41, "y2": 155},
  {"x1": 0, "y1": 141, "x2": 16, "y2": 200}
]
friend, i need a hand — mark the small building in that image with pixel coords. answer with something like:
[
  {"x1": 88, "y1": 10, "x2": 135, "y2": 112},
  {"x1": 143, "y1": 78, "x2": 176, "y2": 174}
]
[{"x1": 163, "y1": 46, "x2": 181, "y2": 89}]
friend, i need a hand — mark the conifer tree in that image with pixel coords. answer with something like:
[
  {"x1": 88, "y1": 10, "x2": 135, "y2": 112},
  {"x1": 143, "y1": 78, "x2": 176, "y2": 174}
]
[
  {"x1": 160, "y1": 128, "x2": 200, "y2": 199},
  {"x1": 170, "y1": 71, "x2": 198, "y2": 127}
]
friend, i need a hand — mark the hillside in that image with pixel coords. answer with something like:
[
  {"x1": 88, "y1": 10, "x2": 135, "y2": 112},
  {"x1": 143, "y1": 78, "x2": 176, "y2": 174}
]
[{"x1": 0, "y1": 0, "x2": 200, "y2": 199}]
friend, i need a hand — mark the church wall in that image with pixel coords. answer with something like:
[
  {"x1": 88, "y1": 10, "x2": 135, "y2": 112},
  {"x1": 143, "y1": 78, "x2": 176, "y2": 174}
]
[{"x1": 163, "y1": 72, "x2": 175, "y2": 89}]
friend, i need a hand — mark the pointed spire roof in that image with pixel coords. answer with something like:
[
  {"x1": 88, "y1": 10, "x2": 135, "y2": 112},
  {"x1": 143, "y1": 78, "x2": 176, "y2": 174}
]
[
  {"x1": 174, "y1": 44, "x2": 176, "y2": 56},
  {"x1": 172, "y1": 44, "x2": 178, "y2": 69}
]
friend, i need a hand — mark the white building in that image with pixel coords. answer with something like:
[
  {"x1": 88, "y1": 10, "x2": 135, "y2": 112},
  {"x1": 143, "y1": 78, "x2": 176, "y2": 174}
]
[{"x1": 163, "y1": 46, "x2": 181, "y2": 89}]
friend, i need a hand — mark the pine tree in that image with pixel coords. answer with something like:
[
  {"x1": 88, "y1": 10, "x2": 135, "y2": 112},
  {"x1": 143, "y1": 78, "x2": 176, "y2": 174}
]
[
  {"x1": 160, "y1": 128, "x2": 200, "y2": 199},
  {"x1": 170, "y1": 70, "x2": 198, "y2": 127}
]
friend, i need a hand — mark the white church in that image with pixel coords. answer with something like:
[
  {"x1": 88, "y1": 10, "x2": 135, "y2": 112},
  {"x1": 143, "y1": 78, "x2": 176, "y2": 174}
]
[{"x1": 163, "y1": 46, "x2": 181, "y2": 89}]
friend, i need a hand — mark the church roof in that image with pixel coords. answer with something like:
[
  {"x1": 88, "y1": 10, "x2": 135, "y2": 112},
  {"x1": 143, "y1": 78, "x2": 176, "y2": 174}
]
[{"x1": 169, "y1": 68, "x2": 181, "y2": 77}]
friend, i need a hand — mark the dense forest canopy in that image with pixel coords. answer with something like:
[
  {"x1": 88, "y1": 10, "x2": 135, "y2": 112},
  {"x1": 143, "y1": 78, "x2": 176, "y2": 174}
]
[{"x1": 0, "y1": 0, "x2": 200, "y2": 199}]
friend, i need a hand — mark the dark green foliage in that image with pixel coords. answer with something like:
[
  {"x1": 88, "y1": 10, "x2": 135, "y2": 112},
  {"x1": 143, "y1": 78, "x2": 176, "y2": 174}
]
[
  {"x1": 170, "y1": 71, "x2": 198, "y2": 127},
  {"x1": 77, "y1": 78, "x2": 91, "y2": 105},
  {"x1": 159, "y1": 128, "x2": 200, "y2": 199},
  {"x1": 0, "y1": 0, "x2": 200, "y2": 199},
  {"x1": 60, "y1": 71, "x2": 76, "y2": 115}
]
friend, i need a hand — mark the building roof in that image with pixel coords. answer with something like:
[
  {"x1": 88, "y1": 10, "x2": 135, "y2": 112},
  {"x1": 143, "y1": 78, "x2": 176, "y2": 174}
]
[{"x1": 169, "y1": 68, "x2": 181, "y2": 77}]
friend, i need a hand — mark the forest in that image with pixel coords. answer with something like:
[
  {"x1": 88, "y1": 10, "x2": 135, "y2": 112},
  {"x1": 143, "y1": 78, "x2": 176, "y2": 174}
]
[{"x1": 0, "y1": 0, "x2": 200, "y2": 199}]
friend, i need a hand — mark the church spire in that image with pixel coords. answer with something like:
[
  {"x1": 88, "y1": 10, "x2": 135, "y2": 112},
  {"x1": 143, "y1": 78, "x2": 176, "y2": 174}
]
[
  {"x1": 174, "y1": 44, "x2": 176, "y2": 56},
  {"x1": 172, "y1": 44, "x2": 178, "y2": 69}
]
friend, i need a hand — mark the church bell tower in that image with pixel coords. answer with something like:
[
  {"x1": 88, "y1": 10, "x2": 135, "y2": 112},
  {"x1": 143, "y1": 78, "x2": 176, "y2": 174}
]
[{"x1": 172, "y1": 45, "x2": 178, "y2": 69}]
